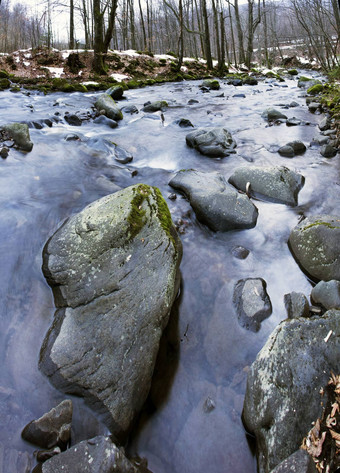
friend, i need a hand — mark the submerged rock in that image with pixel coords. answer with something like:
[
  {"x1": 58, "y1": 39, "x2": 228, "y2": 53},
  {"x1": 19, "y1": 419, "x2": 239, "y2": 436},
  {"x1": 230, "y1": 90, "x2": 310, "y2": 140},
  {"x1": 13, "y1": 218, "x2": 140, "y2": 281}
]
[
  {"x1": 228, "y1": 166, "x2": 304, "y2": 206},
  {"x1": 41, "y1": 436, "x2": 142, "y2": 473},
  {"x1": 93, "y1": 115, "x2": 118, "y2": 128},
  {"x1": 320, "y1": 144, "x2": 337, "y2": 158},
  {"x1": 40, "y1": 185, "x2": 182, "y2": 439},
  {"x1": 112, "y1": 144, "x2": 133, "y2": 164},
  {"x1": 64, "y1": 114, "x2": 82, "y2": 126},
  {"x1": 95, "y1": 94, "x2": 123, "y2": 121},
  {"x1": 185, "y1": 127, "x2": 237, "y2": 157},
  {"x1": 311, "y1": 280, "x2": 340, "y2": 310},
  {"x1": 243, "y1": 309, "x2": 340, "y2": 473},
  {"x1": 1, "y1": 123, "x2": 33, "y2": 151},
  {"x1": 169, "y1": 170, "x2": 258, "y2": 231},
  {"x1": 261, "y1": 108, "x2": 288, "y2": 121},
  {"x1": 289, "y1": 216, "x2": 340, "y2": 281},
  {"x1": 233, "y1": 278, "x2": 272, "y2": 331},
  {"x1": 278, "y1": 141, "x2": 306, "y2": 158},
  {"x1": 22, "y1": 400, "x2": 72, "y2": 450}
]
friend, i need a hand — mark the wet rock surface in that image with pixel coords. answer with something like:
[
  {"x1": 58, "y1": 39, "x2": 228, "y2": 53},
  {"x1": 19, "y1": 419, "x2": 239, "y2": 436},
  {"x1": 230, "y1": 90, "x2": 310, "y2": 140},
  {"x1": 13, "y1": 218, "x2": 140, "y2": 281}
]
[
  {"x1": 40, "y1": 185, "x2": 182, "y2": 439},
  {"x1": 22, "y1": 400, "x2": 72, "y2": 449},
  {"x1": 185, "y1": 127, "x2": 237, "y2": 157},
  {"x1": 0, "y1": 123, "x2": 33, "y2": 151},
  {"x1": 169, "y1": 170, "x2": 258, "y2": 231},
  {"x1": 228, "y1": 166, "x2": 304, "y2": 206},
  {"x1": 233, "y1": 278, "x2": 272, "y2": 331},
  {"x1": 289, "y1": 216, "x2": 340, "y2": 281},
  {"x1": 0, "y1": 442, "x2": 32, "y2": 473},
  {"x1": 243, "y1": 309, "x2": 340, "y2": 473},
  {"x1": 142, "y1": 100, "x2": 168, "y2": 112},
  {"x1": 311, "y1": 280, "x2": 340, "y2": 309},
  {"x1": 269, "y1": 449, "x2": 317, "y2": 473},
  {"x1": 41, "y1": 436, "x2": 141, "y2": 473},
  {"x1": 284, "y1": 292, "x2": 310, "y2": 319},
  {"x1": 261, "y1": 108, "x2": 288, "y2": 121},
  {"x1": 95, "y1": 94, "x2": 123, "y2": 121}
]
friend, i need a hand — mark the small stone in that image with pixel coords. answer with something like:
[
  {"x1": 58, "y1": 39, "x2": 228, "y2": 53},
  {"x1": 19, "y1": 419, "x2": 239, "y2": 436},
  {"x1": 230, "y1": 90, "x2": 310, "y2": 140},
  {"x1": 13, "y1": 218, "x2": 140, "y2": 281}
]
[
  {"x1": 286, "y1": 118, "x2": 301, "y2": 126},
  {"x1": 175, "y1": 118, "x2": 194, "y2": 128},
  {"x1": 188, "y1": 99, "x2": 199, "y2": 105},
  {"x1": 121, "y1": 105, "x2": 138, "y2": 114},
  {"x1": 262, "y1": 108, "x2": 288, "y2": 121},
  {"x1": 64, "y1": 134, "x2": 81, "y2": 141},
  {"x1": 93, "y1": 115, "x2": 118, "y2": 128},
  {"x1": 203, "y1": 397, "x2": 216, "y2": 413},
  {"x1": 286, "y1": 140, "x2": 306, "y2": 154},
  {"x1": 289, "y1": 101, "x2": 299, "y2": 107},
  {"x1": 233, "y1": 93, "x2": 246, "y2": 98},
  {"x1": 320, "y1": 144, "x2": 337, "y2": 158},
  {"x1": 36, "y1": 447, "x2": 61, "y2": 462},
  {"x1": 231, "y1": 246, "x2": 250, "y2": 259},
  {"x1": 311, "y1": 280, "x2": 340, "y2": 310},
  {"x1": 22, "y1": 400, "x2": 73, "y2": 450},
  {"x1": 64, "y1": 114, "x2": 82, "y2": 126},
  {"x1": 284, "y1": 292, "x2": 310, "y2": 319},
  {"x1": 308, "y1": 102, "x2": 320, "y2": 113},
  {"x1": 168, "y1": 193, "x2": 177, "y2": 200},
  {"x1": 319, "y1": 116, "x2": 331, "y2": 131},
  {"x1": 0, "y1": 147, "x2": 9, "y2": 159},
  {"x1": 131, "y1": 170, "x2": 138, "y2": 177}
]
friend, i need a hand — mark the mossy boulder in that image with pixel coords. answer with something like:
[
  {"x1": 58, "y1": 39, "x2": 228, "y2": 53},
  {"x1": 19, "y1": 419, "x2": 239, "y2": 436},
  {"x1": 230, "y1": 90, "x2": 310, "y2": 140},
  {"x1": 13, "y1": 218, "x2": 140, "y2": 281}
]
[
  {"x1": 0, "y1": 70, "x2": 9, "y2": 79},
  {"x1": 298, "y1": 77, "x2": 321, "y2": 89},
  {"x1": 40, "y1": 184, "x2": 182, "y2": 439},
  {"x1": 243, "y1": 76, "x2": 258, "y2": 85},
  {"x1": 106, "y1": 85, "x2": 124, "y2": 100},
  {"x1": 126, "y1": 80, "x2": 139, "y2": 89},
  {"x1": 142, "y1": 100, "x2": 168, "y2": 112},
  {"x1": 289, "y1": 215, "x2": 340, "y2": 281},
  {"x1": 288, "y1": 69, "x2": 298, "y2": 75},
  {"x1": 95, "y1": 93, "x2": 123, "y2": 121},
  {"x1": 307, "y1": 83, "x2": 324, "y2": 95},
  {"x1": 201, "y1": 79, "x2": 220, "y2": 90},
  {"x1": 1, "y1": 123, "x2": 33, "y2": 151},
  {"x1": 0, "y1": 78, "x2": 11, "y2": 90}
]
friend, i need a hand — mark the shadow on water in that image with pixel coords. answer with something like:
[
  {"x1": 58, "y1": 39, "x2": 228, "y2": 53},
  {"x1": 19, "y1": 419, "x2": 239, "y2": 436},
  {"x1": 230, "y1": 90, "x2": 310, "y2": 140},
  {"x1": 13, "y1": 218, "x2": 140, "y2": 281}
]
[{"x1": 0, "y1": 72, "x2": 338, "y2": 472}]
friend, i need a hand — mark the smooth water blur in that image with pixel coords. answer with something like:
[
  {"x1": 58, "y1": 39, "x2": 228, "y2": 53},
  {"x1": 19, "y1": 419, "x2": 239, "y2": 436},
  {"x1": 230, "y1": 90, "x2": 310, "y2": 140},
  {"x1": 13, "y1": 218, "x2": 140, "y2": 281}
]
[{"x1": 0, "y1": 73, "x2": 339, "y2": 472}]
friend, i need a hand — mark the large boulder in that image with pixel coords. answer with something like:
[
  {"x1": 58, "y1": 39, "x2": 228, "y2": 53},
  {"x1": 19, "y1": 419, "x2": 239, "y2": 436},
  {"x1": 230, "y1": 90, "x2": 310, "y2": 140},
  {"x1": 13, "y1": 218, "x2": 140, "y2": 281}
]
[
  {"x1": 1, "y1": 123, "x2": 33, "y2": 151},
  {"x1": 228, "y1": 166, "x2": 304, "y2": 206},
  {"x1": 22, "y1": 400, "x2": 72, "y2": 449},
  {"x1": 142, "y1": 101, "x2": 168, "y2": 112},
  {"x1": 169, "y1": 170, "x2": 258, "y2": 231},
  {"x1": 42, "y1": 436, "x2": 143, "y2": 473},
  {"x1": 201, "y1": 79, "x2": 220, "y2": 90},
  {"x1": 40, "y1": 185, "x2": 182, "y2": 439},
  {"x1": 243, "y1": 309, "x2": 340, "y2": 473},
  {"x1": 185, "y1": 127, "x2": 237, "y2": 157},
  {"x1": 95, "y1": 94, "x2": 123, "y2": 121},
  {"x1": 261, "y1": 108, "x2": 287, "y2": 121},
  {"x1": 106, "y1": 85, "x2": 124, "y2": 100},
  {"x1": 269, "y1": 450, "x2": 317, "y2": 473},
  {"x1": 311, "y1": 280, "x2": 340, "y2": 309},
  {"x1": 289, "y1": 216, "x2": 340, "y2": 281}
]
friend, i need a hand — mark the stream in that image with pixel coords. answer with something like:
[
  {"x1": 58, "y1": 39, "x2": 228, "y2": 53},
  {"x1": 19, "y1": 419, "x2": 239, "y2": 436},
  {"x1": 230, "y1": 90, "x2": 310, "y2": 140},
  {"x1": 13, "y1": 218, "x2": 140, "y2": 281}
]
[{"x1": 0, "y1": 72, "x2": 339, "y2": 473}]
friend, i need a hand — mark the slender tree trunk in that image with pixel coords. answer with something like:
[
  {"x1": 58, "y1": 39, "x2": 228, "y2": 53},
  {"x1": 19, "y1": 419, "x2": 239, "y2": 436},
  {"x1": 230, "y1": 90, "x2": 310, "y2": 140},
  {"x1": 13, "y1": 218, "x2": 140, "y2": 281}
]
[
  {"x1": 211, "y1": 0, "x2": 221, "y2": 70},
  {"x1": 69, "y1": 0, "x2": 75, "y2": 49},
  {"x1": 228, "y1": 1, "x2": 237, "y2": 67},
  {"x1": 219, "y1": 10, "x2": 226, "y2": 72},
  {"x1": 201, "y1": 0, "x2": 213, "y2": 68},
  {"x1": 103, "y1": 0, "x2": 118, "y2": 52},
  {"x1": 262, "y1": 0, "x2": 269, "y2": 67},
  {"x1": 234, "y1": 0, "x2": 245, "y2": 64},
  {"x1": 138, "y1": 0, "x2": 147, "y2": 49},
  {"x1": 194, "y1": 0, "x2": 204, "y2": 56},
  {"x1": 93, "y1": 0, "x2": 106, "y2": 74}
]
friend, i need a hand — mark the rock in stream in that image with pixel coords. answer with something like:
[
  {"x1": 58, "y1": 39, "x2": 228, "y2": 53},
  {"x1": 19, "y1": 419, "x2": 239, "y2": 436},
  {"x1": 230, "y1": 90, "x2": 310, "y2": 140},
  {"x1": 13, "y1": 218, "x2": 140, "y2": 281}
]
[
  {"x1": 40, "y1": 184, "x2": 182, "y2": 440},
  {"x1": 185, "y1": 127, "x2": 237, "y2": 157}
]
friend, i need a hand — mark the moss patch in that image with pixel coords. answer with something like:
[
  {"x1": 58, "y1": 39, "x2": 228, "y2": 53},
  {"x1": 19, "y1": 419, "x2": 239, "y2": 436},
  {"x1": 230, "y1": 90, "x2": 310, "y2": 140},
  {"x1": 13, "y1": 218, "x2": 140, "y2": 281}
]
[
  {"x1": 153, "y1": 186, "x2": 176, "y2": 248},
  {"x1": 307, "y1": 84, "x2": 324, "y2": 95},
  {"x1": 302, "y1": 220, "x2": 340, "y2": 231}
]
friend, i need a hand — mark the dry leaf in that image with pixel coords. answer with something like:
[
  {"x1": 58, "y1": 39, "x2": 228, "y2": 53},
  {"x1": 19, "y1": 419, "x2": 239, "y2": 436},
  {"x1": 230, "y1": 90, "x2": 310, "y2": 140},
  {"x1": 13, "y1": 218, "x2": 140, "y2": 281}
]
[
  {"x1": 331, "y1": 402, "x2": 339, "y2": 417},
  {"x1": 329, "y1": 430, "x2": 340, "y2": 441}
]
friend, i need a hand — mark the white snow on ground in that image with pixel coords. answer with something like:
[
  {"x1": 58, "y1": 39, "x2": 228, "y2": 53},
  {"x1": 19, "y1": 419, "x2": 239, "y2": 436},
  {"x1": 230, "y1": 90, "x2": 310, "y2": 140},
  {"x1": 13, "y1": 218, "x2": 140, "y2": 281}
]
[
  {"x1": 24, "y1": 53, "x2": 32, "y2": 59},
  {"x1": 45, "y1": 67, "x2": 64, "y2": 77},
  {"x1": 111, "y1": 49, "x2": 140, "y2": 57},
  {"x1": 110, "y1": 73, "x2": 130, "y2": 81},
  {"x1": 61, "y1": 49, "x2": 93, "y2": 59},
  {"x1": 154, "y1": 54, "x2": 174, "y2": 61},
  {"x1": 82, "y1": 81, "x2": 99, "y2": 86},
  {"x1": 180, "y1": 66, "x2": 188, "y2": 72},
  {"x1": 23, "y1": 61, "x2": 30, "y2": 67}
]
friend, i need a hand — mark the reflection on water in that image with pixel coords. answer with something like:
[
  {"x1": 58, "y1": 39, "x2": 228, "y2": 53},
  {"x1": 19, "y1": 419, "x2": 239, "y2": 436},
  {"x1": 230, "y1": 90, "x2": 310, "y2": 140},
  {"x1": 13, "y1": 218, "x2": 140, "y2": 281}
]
[{"x1": 0, "y1": 73, "x2": 339, "y2": 472}]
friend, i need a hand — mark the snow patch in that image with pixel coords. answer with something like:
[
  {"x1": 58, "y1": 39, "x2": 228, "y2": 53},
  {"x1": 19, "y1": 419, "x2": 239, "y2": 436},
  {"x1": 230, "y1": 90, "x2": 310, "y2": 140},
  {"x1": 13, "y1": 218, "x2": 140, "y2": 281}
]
[
  {"x1": 110, "y1": 73, "x2": 130, "y2": 81},
  {"x1": 23, "y1": 61, "x2": 30, "y2": 67},
  {"x1": 45, "y1": 67, "x2": 64, "y2": 77}
]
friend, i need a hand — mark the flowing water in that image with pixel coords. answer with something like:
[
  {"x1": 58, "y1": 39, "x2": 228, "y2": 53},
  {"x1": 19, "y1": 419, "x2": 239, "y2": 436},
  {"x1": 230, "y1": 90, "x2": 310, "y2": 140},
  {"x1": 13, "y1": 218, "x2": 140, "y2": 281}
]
[{"x1": 0, "y1": 73, "x2": 339, "y2": 472}]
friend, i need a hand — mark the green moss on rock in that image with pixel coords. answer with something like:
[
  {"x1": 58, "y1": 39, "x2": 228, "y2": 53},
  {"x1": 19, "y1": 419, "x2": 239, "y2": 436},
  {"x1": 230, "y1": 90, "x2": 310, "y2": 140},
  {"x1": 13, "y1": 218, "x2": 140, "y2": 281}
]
[{"x1": 307, "y1": 83, "x2": 324, "y2": 95}]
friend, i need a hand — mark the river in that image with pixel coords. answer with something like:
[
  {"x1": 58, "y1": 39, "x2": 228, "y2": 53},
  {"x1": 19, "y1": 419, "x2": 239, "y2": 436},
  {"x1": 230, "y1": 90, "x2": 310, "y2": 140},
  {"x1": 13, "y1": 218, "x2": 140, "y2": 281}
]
[{"x1": 0, "y1": 72, "x2": 339, "y2": 473}]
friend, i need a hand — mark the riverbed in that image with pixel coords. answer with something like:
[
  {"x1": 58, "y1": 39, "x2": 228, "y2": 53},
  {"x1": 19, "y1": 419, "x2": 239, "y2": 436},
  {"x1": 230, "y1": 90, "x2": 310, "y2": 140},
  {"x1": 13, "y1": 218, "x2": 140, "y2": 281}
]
[{"x1": 0, "y1": 73, "x2": 339, "y2": 473}]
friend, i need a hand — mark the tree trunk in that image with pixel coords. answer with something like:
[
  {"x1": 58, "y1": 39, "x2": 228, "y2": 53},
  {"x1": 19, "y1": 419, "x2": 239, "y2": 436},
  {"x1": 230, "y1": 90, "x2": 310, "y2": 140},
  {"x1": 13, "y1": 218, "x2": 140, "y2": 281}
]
[
  {"x1": 93, "y1": 0, "x2": 106, "y2": 74},
  {"x1": 211, "y1": 0, "x2": 221, "y2": 70},
  {"x1": 103, "y1": 0, "x2": 118, "y2": 52},
  {"x1": 138, "y1": 0, "x2": 147, "y2": 50},
  {"x1": 69, "y1": 0, "x2": 75, "y2": 49},
  {"x1": 201, "y1": 0, "x2": 213, "y2": 69},
  {"x1": 234, "y1": 0, "x2": 245, "y2": 64}
]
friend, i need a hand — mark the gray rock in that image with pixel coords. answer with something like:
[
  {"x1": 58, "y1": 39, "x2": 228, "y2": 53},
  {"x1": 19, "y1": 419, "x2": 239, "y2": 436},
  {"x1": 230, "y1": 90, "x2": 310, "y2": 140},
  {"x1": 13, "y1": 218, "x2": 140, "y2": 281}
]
[
  {"x1": 0, "y1": 442, "x2": 31, "y2": 473},
  {"x1": 269, "y1": 449, "x2": 317, "y2": 473},
  {"x1": 1, "y1": 123, "x2": 33, "y2": 151},
  {"x1": 243, "y1": 309, "x2": 340, "y2": 473},
  {"x1": 113, "y1": 144, "x2": 133, "y2": 164},
  {"x1": 93, "y1": 115, "x2": 118, "y2": 128},
  {"x1": 298, "y1": 78, "x2": 320, "y2": 89},
  {"x1": 233, "y1": 278, "x2": 272, "y2": 332},
  {"x1": 289, "y1": 215, "x2": 340, "y2": 281},
  {"x1": 289, "y1": 101, "x2": 299, "y2": 107},
  {"x1": 201, "y1": 79, "x2": 220, "y2": 90},
  {"x1": 169, "y1": 170, "x2": 258, "y2": 232},
  {"x1": 0, "y1": 147, "x2": 9, "y2": 159},
  {"x1": 233, "y1": 93, "x2": 246, "y2": 98},
  {"x1": 106, "y1": 85, "x2": 124, "y2": 100},
  {"x1": 121, "y1": 105, "x2": 138, "y2": 114},
  {"x1": 308, "y1": 102, "x2": 320, "y2": 113},
  {"x1": 319, "y1": 117, "x2": 331, "y2": 131},
  {"x1": 284, "y1": 292, "x2": 310, "y2": 318},
  {"x1": 64, "y1": 114, "x2": 82, "y2": 126},
  {"x1": 244, "y1": 76, "x2": 258, "y2": 85},
  {"x1": 286, "y1": 118, "x2": 301, "y2": 126},
  {"x1": 231, "y1": 246, "x2": 249, "y2": 259},
  {"x1": 185, "y1": 127, "x2": 237, "y2": 157},
  {"x1": 22, "y1": 400, "x2": 72, "y2": 449},
  {"x1": 228, "y1": 166, "x2": 304, "y2": 206},
  {"x1": 261, "y1": 108, "x2": 288, "y2": 121},
  {"x1": 40, "y1": 185, "x2": 182, "y2": 438},
  {"x1": 311, "y1": 280, "x2": 340, "y2": 309},
  {"x1": 42, "y1": 436, "x2": 141, "y2": 473},
  {"x1": 320, "y1": 144, "x2": 337, "y2": 158},
  {"x1": 142, "y1": 100, "x2": 168, "y2": 112},
  {"x1": 278, "y1": 145, "x2": 295, "y2": 158},
  {"x1": 231, "y1": 79, "x2": 243, "y2": 86},
  {"x1": 175, "y1": 118, "x2": 194, "y2": 128},
  {"x1": 286, "y1": 140, "x2": 306, "y2": 154},
  {"x1": 95, "y1": 94, "x2": 123, "y2": 121}
]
